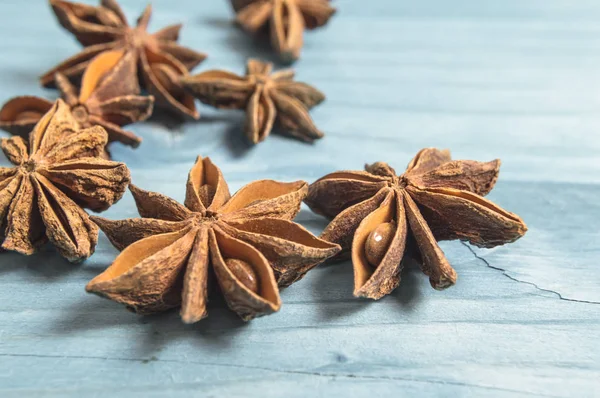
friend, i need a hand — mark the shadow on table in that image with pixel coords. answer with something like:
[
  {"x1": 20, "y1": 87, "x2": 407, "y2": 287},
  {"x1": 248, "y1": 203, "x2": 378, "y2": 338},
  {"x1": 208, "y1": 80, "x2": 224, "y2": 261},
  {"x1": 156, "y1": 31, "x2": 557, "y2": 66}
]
[
  {"x1": 311, "y1": 254, "x2": 424, "y2": 321},
  {"x1": 0, "y1": 248, "x2": 98, "y2": 279},
  {"x1": 47, "y1": 285, "x2": 249, "y2": 356},
  {"x1": 197, "y1": 17, "x2": 283, "y2": 66},
  {"x1": 391, "y1": 259, "x2": 424, "y2": 310}
]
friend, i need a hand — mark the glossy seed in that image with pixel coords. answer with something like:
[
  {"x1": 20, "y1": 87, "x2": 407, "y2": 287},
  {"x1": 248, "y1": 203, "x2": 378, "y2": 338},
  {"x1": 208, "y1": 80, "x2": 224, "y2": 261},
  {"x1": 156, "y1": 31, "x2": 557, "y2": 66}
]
[
  {"x1": 226, "y1": 258, "x2": 260, "y2": 293},
  {"x1": 365, "y1": 222, "x2": 396, "y2": 267}
]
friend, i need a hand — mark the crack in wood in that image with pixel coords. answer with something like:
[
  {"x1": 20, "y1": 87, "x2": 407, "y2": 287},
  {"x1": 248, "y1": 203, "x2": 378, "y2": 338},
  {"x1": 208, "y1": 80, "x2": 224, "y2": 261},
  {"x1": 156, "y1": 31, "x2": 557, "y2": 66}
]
[{"x1": 462, "y1": 242, "x2": 600, "y2": 305}]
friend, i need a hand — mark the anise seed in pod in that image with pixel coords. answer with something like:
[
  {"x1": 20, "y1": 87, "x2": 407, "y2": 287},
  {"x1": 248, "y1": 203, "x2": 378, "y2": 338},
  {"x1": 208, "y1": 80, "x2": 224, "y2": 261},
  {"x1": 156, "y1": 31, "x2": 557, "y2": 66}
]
[
  {"x1": 305, "y1": 148, "x2": 527, "y2": 299},
  {"x1": 365, "y1": 222, "x2": 396, "y2": 267},
  {"x1": 226, "y1": 259, "x2": 260, "y2": 293},
  {"x1": 87, "y1": 156, "x2": 341, "y2": 323}
]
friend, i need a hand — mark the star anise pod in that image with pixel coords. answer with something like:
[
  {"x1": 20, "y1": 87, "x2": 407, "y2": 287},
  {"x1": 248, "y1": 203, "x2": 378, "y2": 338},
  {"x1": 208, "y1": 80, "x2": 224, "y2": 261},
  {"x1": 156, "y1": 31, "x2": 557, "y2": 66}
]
[
  {"x1": 87, "y1": 156, "x2": 340, "y2": 323},
  {"x1": 304, "y1": 148, "x2": 528, "y2": 299},
  {"x1": 231, "y1": 0, "x2": 336, "y2": 62},
  {"x1": 0, "y1": 99, "x2": 130, "y2": 262},
  {"x1": 181, "y1": 59, "x2": 326, "y2": 144},
  {"x1": 41, "y1": 0, "x2": 205, "y2": 118},
  {"x1": 1, "y1": 50, "x2": 153, "y2": 149}
]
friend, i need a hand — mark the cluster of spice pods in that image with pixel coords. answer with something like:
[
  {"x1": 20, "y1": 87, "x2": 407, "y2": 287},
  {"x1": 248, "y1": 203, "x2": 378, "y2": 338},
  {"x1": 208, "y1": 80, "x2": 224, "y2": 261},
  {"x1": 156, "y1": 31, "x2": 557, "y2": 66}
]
[{"x1": 0, "y1": 0, "x2": 527, "y2": 324}]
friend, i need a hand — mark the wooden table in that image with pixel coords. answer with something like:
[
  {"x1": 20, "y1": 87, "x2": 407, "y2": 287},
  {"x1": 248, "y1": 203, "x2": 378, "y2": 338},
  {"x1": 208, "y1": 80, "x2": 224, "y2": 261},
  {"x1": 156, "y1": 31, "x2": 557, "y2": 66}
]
[{"x1": 1, "y1": 1, "x2": 598, "y2": 396}]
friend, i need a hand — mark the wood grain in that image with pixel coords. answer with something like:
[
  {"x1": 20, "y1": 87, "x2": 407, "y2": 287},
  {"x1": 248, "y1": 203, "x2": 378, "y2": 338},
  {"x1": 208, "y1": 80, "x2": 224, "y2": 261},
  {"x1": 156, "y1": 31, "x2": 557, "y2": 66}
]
[{"x1": 0, "y1": 0, "x2": 598, "y2": 396}]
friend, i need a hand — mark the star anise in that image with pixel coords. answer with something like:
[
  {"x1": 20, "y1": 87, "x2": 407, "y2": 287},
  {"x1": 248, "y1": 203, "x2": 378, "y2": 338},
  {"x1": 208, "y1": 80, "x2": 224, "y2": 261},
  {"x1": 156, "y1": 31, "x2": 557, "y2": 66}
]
[
  {"x1": 1, "y1": 50, "x2": 153, "y2": 149},
  {"x1": 41, "y1": 0, "x2": 205, "y2": 118},
  {"x1": 0, "y1": 99, "x2": 130, "y2": 262},
  {"x1": 181, "y1": 59, "x2": 326, "y2": 144},
  {"x1": 304, "y1": 148, "x2": 528, "y2": 299},
  {"x1": 87, "y1": 156, "x2": 340, "y2": 323},
  {"x1": 231, "y1": 0, "x2": 336, "y2": 62}
]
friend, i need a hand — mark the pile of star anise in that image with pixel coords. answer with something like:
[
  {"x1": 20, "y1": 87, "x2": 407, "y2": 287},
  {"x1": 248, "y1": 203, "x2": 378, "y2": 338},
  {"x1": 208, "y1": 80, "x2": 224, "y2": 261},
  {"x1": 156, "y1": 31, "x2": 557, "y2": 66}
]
[{"x1": 0, "y1": 0, "x2": 528, "y2": 324}]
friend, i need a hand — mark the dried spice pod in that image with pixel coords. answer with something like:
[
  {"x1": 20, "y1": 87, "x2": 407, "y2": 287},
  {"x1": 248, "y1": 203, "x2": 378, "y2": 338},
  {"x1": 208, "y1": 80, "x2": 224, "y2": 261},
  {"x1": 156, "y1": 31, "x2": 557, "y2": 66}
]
[
  {"x1": 1, "y1": 50, "x2": 153, "y2": 149},
  {"x1": 0, "y1": 99, "x2": 130, "y2": 262},
  {"x1": 87, "y1": 156, "x2": 340, "y2": 323},
  {"x1": 42, "y1": 0, "x2": 205, "y2": 118},
  {"x1": 231, "y1": 0, "x2": 336, "y2": 62},
  {"x1": 181, "y1": 59, "x2": 326, "y2": 144},
  {"x1": 305, "y1": 148, "x2": 527, "y2": 299}
]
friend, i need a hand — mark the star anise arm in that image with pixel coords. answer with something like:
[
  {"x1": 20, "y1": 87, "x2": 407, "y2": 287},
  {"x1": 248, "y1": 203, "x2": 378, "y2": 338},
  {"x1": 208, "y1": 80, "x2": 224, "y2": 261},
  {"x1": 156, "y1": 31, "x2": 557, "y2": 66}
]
[
  {"x1": 82, "y1": 50, "x2": 139, "y2": 102},
  {"x1": 210, "y1": 227, "x2": 281, "y2": 321},
  {"x1": 2, "y1": 177, "x2": 46, "y2": 255},
  {"x1": 153, "y1": 23, "x2": 182, "y2": 42},
  {"x1": 184, "y1": 156, "x2": 231, "y2": 213},
  {"x1": 100, "y1": 0, "x2": 128, "y2": 25},
  {"x1": 135, "y1": 4, "x2": 152, "y2": 31},
  {"x1": 0, "y1": 168, "x2": 18, "y2": 186},
  {"x1": 404, "y1": 148, "x2": 452, "y2": 176},
  {"x1": 296, "y1": 0, "x2": 336, "y2": 29},
  {"x1": 407, "y1": 159, "x2": 501, "y2": 197},
  {"x1": 180, "y1": 227, "x2": 210, "y2": 324},
  {"x1": 0, "y1": 97, "x2": 54, "y2": 138},
  {"x1": 270, "y1": 0, "x2": 305, "y2": 61},
  {"x1": 246, "y1": 86, "x2": 276, "y2": 144},
  {"x1": 234, "y1": 0, "x2": 273, "y2": 33},
  {"x1": 49, "y1": 0, "x2": 125, "y2": 46},
  {"x1": 274, "y1": 80, "x2": 325, "y2": 109},
  {"x1": 91, "y1": 216, "x2": 189, "y2": 251},
  {"x1": 180, "y1": 70, "x2": 255, "y2": 110},
  {"x1": 28, "y1": 100, "x2": 78, "y2": 158},
  {"x1": 270, "y1": 90, "x2": 323, "y2": 142},
  {"x1": 38, "y1": 125, "x2": 109, "y2": 163},
  {"x1": 219, "y1": 218, "x2": 341, "y2": 287},
  {"x1": 54, "y1": 73, "x2": 79, "y2": 106},
  {"x1": 352, "y1": 191, "x2": 408, "y2": 299},
  {"x1": 156, "y1": 42, "x2": 207, "y2": 72},
  {"x1": 305, "y1": 171, "x2": 390, "y2": 219},
  {"x1": 31, "y1": 174, "x2": 99, "y2": 262},
  {"x1": 1, "y1": 137, "x2": 29, "y2": 165},
  {"x1": 247, "y1": 59, "x2": 272, "y2": 75},
  {"x1": 0, "y1": 174, "x2": 23, "y2": 243},
  {"x1": 40, "y1": 44, "x2": 115, "y2": 88},
  {"x1": 86, "y1": 117, "x2": 139, "y2": 148},
  {"x1": 271, "y1": 69, "x2": 295, "y2": 81},
  {"x1": 219, "y1": 179, "x2": 308, "y2": 221},
  {"x1": 86, "y1": 228, "x2": 197, "y2": 314},
  {"x1": 140, "y1": 48, "x2": 199, "y2": 119},
  {"x1": 40, "y1": 158, "x2": 130, "y2": 212},
  {"x1": 403, "y1": 192, "x2": 457, "y2": 290},
  {"x1": 92, "y1": 96, "x2": 154, "y2": 126},
  {"x1": 407, "y1": 186, "x2": 527, "y2": 247},
  {"x1": 129, "y1": 185, "x2": 192, "y2": 221},
  {"x1": 319, "y1": 188, "x2": 391, "y2": 257},
  {"x1": 88, "y1": 96, "x2": 153, "y2": 148}
]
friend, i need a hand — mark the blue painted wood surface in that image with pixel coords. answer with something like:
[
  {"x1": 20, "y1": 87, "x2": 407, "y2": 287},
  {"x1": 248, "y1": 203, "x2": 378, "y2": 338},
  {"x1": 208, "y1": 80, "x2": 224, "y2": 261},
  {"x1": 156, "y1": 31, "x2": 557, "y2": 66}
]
[{"x1": 0, "y1": 0, "x2": 599, "y2": 396}]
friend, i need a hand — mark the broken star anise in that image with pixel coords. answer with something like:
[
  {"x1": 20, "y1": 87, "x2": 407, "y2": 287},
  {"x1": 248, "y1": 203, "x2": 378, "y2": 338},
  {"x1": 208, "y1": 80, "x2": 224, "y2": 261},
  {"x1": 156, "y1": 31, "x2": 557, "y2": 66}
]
[
  {"x1": 87, "y1": 156, "x2": 340, "y2": 323},
  {"x1": 42, "y1": 0, "x2": 205, "y2": 118},
  {"x1": 1, "y1": 50, "x2": 153, "y2": 149},
  {"x1": 231, "y1": 0, "x2": 336, "y2": 62},
  {"x1": 181, "y1": 59, "x2": 326, "y2": 144},
  {"x1": 0, "y1": 99, "x2": 130, "y2": 262},
  {"x1": 304, "y1": 148, "x2": 528, "y2": 299}
]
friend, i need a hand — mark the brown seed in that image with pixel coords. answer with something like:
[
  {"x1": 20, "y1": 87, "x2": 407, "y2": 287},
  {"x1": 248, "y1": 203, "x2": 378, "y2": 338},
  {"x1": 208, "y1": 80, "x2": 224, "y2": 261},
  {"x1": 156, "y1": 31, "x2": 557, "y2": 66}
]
[
  {"x1": 198, "y1": 185, "x2": 216, "y2": 207},
  {"x1": 365, "y1": 222, "x2": 396, "y2": 267},
  {"x1": 226, "y1": 258, "x2": 260, "y2": 293}
]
